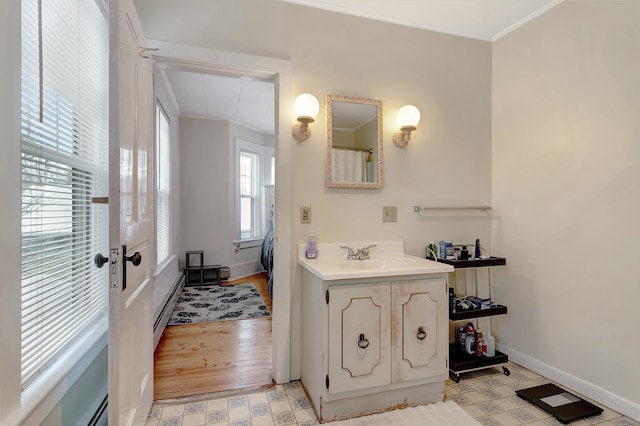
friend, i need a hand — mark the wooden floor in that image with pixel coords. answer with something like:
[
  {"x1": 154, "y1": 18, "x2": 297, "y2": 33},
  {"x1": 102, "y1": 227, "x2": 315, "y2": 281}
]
[{"x1": 154, "y1": 272, "x2": 274, "y2": 401}]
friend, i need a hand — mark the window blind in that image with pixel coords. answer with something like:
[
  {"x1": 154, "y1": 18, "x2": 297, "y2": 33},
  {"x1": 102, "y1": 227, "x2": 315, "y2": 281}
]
[
  {"x1": 21, "y1": 0, "x2": 109, "y2": 389},
  {"x1": 156, "y1": 102, "x2": 171, "y2": 266},
  {"x1": 239, "y1": 150, "x2": 259, "y2": 239}
]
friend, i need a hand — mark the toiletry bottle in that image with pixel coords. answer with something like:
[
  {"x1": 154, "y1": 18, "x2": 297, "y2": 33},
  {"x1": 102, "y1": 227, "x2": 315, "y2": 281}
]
[
  {"x1": 474, "y1": 239, "x2": 481, "y2": 259},
  {"x1": 460, "y1": 246, "x2": 469, "y2": 260},
  {"x1": 483, "y1": 333, "x2": 495, "y2": 357},
  {"x1": 458, "y1": 327, "x2": 466, "y2": 348},
  {"x1": 475, "y1": 328, "x2": 483, "y2": 357},
  {"x1": 306, "y1": 231, "x2": 317, "y2": 259},
  {"x1": 465, "y1": 323, "x2": 475, "y2": 354},
  {"x1": 427, "y1": 241, "x2": 436, "y2": 260},
  {"x1": 445, "y1": 242, "x2": 454, "y2": 259},
  {"x1": 465, "y1": 332, "x2": 475, "y2": 355},
  {"x1": 438, "y1": 240, "x2": 446, "y2": 260},
  {"x1": 449, "y1": 288, "x2": 456, "y2": 314}
]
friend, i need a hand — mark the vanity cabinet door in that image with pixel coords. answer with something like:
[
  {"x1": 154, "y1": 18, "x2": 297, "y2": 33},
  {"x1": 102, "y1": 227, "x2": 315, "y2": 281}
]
[
  {"x1": 391, "y1": 279, "x2": 447, "y2": 383},
  {"x1": 328, "y1": 283, "x2": 391, "y2": 394}
]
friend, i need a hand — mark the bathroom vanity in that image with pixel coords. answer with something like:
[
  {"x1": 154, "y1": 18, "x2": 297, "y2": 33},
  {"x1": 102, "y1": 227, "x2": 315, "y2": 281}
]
[{"x1": 298, "y1": 242, "x2": 454, "y2": 423}]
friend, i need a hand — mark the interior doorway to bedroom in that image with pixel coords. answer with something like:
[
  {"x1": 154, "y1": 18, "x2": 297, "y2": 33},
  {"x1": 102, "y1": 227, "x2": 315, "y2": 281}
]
[
  {"x1": 154, "y1": 273, "x2": 273, "y2": 400},
  {"x1": 153, "y1": 66, "x2": 277, "y2": 401}
]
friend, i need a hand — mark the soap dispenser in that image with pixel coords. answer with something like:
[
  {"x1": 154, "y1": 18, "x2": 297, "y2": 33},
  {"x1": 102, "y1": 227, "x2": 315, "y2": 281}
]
[{"x1": 306, "y1": 231, "x2": 317, "y2": 259}]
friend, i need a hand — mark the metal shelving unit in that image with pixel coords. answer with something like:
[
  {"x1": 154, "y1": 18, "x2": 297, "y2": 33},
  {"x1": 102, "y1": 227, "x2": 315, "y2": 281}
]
[{"x1": 439, "y1": 257, "x2": 510, "y2": 382}]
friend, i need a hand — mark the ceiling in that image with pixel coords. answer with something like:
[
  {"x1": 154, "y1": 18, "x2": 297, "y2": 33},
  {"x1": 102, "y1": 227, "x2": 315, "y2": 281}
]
[
  {"x1": 164, "y1": 69, "x2": 276, "y2": 135},
  {"x1": 162, "y1": 0, "x2": 563, "y2": 134},
  {"x1": 282, "y1": 0, "x2": 563, "y2": 42}
]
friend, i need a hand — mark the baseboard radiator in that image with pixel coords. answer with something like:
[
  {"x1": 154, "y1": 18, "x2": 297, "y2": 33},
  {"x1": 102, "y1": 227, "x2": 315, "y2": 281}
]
[
  {"x1": 153, "y1": 271, "x2": 186, "y2": 349},
  {"x1": 88, "y1": 394, "x2": 108, "y2": 426}
]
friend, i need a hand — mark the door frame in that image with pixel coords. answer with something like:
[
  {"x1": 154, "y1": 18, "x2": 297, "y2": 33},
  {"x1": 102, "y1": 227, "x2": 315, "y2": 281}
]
[{"x1": 148, "y1": 40, "x2": 294, "y2": 383}]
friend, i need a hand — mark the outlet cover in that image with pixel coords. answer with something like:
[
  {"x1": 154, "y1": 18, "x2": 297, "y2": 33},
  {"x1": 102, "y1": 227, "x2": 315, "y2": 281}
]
[
  {"x1": 382, "y1": 206, "x2": 397, "y2": 223},
  {"x1": 300, "y1": 206, "x2": 311, "y2": 224}
]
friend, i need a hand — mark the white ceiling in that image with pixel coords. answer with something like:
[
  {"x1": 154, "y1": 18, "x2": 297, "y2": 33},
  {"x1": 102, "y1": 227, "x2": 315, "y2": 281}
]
[
  {"x1": 162, "y1": 0, "x2": 563, "y2": 134},
  {"x1": 164, "y1": 69, "x2": 276, "y2": 135},
  {"x1": 282, "y1": 0, "x2": 563, "y2": 41}
]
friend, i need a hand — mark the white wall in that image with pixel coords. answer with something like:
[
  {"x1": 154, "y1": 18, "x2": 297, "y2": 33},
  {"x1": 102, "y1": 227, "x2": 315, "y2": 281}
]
[
  {"x1": 180, "y1": 117, "x2": 274, "y2": 279},
  {"x1": 492, "y1": 1, "x2": 640, "y2": 419},
  {"x1": 135, "y1": 0, "x2": 493, "y2": 380},
  {"x1": 152, "y1": 70, "x2": 183, "y2": 318}
]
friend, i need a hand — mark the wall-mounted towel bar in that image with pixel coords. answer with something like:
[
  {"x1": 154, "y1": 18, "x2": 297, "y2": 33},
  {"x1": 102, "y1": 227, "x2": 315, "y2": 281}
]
[{"x1": 413, "y1": 205, "x2": 492, "y2": 213}]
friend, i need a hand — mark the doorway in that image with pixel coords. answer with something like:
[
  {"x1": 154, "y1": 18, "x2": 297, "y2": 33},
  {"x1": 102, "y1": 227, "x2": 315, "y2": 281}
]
[{"x1": 152, "y1": 63, "x2": 278, "y2": 400}]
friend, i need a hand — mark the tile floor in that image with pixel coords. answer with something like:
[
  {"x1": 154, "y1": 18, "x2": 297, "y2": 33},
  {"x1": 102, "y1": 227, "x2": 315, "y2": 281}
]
[{"x1": 145, "y1": 362, "x2": 638, "y2": 426}]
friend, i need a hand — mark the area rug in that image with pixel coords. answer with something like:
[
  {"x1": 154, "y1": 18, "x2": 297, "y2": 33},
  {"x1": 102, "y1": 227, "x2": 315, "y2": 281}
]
[
  {"x1": 328, "y1": 401, "x2": 480, "y2": 426},
  {"x1": 167, "y1": 284, "x2": 270, "y2": 325}
]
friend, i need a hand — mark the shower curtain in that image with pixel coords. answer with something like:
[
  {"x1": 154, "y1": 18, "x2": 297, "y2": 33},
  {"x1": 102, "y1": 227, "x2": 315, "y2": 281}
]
[{"x1": 331, "y1": 148, "x2": 368, "y2": 183}]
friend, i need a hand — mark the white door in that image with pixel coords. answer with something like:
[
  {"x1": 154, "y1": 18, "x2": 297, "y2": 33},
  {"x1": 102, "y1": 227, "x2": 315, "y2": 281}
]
[{"x1": 108, "y1": 0, "x2": 155, "y2": 424}]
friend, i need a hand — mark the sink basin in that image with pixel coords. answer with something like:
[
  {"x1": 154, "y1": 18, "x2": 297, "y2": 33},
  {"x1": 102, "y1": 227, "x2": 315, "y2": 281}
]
[
  {"x1": 297, "y1": 241, "x2": 454, "y2": 280},
  {"x1": 337, "y1": 258, "x2": 413, "y2": 270}
]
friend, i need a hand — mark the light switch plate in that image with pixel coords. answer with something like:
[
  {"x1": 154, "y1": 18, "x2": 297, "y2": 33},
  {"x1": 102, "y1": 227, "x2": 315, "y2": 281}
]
[
  {"x1": 300, "y1": 206, "x2": 311, "y2": 224},
  {"x1": 382, "y1": 206, "x2": 397, "y2": 223}
]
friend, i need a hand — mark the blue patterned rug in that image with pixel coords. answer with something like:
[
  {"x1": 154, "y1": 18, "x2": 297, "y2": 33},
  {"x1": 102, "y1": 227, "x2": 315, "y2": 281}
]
[{"x1": 168, "y1": 284, "x2": 271, "y2": 325}]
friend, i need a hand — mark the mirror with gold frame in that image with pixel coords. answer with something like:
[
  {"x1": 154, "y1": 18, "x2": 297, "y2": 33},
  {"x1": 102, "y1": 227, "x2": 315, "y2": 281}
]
[{"x1": 326, "y1": 95, "x2": 383, "y2": 188}]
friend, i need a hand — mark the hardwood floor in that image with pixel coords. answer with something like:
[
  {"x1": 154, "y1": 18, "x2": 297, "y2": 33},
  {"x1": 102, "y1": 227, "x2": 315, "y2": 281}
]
[{"x1": 154, "y1": 272, "x2": 273, "y2": 401}]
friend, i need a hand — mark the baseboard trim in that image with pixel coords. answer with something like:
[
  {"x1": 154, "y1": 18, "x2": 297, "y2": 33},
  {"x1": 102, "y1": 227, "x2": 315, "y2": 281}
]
[
  {"x1": 153, "y1": 271, "x2": 185, "y2": 349},
  {"x1": 499, "y1": 345, "x2": 640, "y2": 422},
  {"x1": 230, "y1": 259, "x2": 263, "y2": 281}
]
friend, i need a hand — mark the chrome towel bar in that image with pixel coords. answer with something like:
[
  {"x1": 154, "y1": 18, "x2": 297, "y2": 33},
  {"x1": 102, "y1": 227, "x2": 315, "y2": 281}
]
[{"x1": 413, "y1": 205, "x2": 492, "y2": 213}]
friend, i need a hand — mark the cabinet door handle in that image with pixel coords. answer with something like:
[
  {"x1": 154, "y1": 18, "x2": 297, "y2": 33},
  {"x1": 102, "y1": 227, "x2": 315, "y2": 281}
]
[
  {"x1": 417, "y1": 326, "x2": 427, "y2": 340},
  {"x1": 358, "y1": 333, "x2": 369, "y2": 349}
]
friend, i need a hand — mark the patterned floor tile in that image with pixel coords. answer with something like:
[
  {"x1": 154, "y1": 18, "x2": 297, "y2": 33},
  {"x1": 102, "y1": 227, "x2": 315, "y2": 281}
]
[{"x1": 148, "y1": 361, "x2": 637, "y2": 426}]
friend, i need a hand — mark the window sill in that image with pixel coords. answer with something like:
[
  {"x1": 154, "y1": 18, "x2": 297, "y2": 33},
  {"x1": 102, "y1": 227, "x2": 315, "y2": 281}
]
[
  {"x1": 9, "y1": 317, "x2": 108, "y2": 426},
  {"x1": 233, "y1": 238, "x2": 264, "y2": 252},
  {"x1": 155, "y1": 254, "x2": 177, "y2": 278}
]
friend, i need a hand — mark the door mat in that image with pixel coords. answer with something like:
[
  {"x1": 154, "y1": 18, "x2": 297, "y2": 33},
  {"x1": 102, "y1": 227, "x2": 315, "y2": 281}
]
[
  {"x1": 515, "y1": 383, "x2": 603, "y2": 424},
  {"x1": 168, "y1": 283, "x2": 270, "y2": 325}
]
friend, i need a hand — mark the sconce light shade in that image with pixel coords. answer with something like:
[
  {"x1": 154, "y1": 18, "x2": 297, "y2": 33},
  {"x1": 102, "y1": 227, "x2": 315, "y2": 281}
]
[
  {"x1": 293, "y1": 93, "x2": 319, "y2": 141},
  {"x1": 392, "y1": 104, "x2": 421, "y2": 148}
]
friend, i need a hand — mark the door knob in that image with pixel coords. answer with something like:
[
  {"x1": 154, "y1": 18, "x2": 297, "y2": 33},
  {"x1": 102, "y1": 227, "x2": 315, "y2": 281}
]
[
  {"x1": 124, "y1": 251, "x2": 142, "y2": 266},
  {"x1": 121, "y1": 244, "x2": 141, "y2": 291},
  {"x1": 94, "y1": 253, "x2": 109, "y2": 268}
]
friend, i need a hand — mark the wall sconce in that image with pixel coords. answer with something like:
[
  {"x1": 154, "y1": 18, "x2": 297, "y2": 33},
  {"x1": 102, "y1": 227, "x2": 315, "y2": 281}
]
[
  {"x1": 292, "y1": 93, "x2": 319, "y2": 141},
  {"x1": 392, "y1": 105, "x2": 421, "y2": 148}
]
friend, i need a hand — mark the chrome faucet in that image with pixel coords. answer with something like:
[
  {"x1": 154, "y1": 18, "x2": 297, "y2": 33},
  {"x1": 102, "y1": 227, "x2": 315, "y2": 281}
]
[
  {"x1": 340, "y1": 245, "x2": 356, "y2": 259},
  {"x1": 340, "y1": 244, "x2": 376, "y2": 260}
]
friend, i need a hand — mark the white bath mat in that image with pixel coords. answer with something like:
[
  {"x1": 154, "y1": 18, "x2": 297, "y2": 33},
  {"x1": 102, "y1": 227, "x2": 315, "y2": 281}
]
[{"x1": 327, "y1": 401, "x2": 480, "y2": 425}]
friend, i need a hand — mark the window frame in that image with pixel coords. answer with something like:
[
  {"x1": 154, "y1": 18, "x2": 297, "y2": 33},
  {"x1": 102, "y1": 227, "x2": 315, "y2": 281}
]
[
  {"x1": 235, "y1": 139, "x2": 269, "y2": 242},
  {"x1": 155, "y1": 99, "x2": 172, "y2": 268},
  {"x1": 18, "y1": 0, "x2": 109, "y2": 408}
]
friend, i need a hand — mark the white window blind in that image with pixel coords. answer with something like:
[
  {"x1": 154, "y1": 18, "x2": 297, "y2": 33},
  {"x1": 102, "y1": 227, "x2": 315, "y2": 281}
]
[
  {"x1": 156, "y1": 102, "x2": 171, "y2": 266},
  {"x1": 20, "y1": 0, "x2": 109, "y2": 389},
  {"x1": 239, "y1": 150, "x2": 260, "y2": 239}
]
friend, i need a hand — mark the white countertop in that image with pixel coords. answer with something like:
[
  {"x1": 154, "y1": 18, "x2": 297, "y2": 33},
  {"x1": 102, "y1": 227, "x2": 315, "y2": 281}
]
[{"x1": 298, "y1": 241, "x2": 453, "y2": 280}]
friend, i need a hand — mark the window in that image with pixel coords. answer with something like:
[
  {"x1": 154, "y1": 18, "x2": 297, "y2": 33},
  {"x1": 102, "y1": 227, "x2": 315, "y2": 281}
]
[
  {"x1": 20, "y1": 0, "x2": 108, "y2": 390},
  {"x1": 239, "y1": 150, "x2": 260, "y2": 239},
  {"x1": 156, "y1": 101, "x2": 171, "y2": 266}
]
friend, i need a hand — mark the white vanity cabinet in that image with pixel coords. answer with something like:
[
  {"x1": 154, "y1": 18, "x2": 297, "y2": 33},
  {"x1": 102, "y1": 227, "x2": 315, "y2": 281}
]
[
  {"x1": 300, "y1": 270, "x2": 449, "y2": 422},
  {"x1": 328, "y1": 283, "x2": 391, "y2": 394}
]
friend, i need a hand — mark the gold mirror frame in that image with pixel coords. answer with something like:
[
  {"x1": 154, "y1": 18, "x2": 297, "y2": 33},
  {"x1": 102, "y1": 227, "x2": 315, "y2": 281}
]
[{"x1": 326, "y1": 95, "x2": 383, "y2": 189}]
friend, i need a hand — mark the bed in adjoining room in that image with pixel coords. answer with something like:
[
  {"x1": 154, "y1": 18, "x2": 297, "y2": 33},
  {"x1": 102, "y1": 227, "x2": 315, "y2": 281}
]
[{"x1": 261, "y1": 228, "x2": 274, "y2": 297}]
